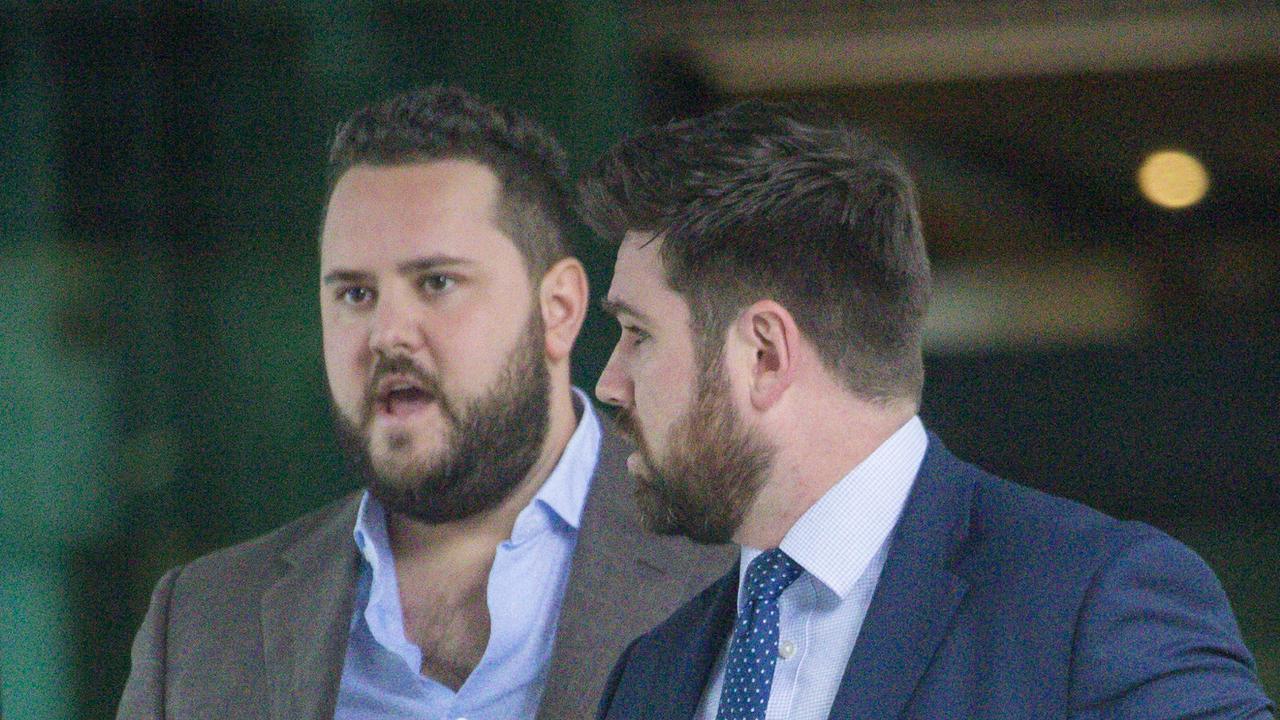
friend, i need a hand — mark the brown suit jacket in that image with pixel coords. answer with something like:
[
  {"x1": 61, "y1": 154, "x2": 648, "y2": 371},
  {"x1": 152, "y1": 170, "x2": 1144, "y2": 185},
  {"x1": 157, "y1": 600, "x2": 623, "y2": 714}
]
[{"x1": 116, "y1": 413, "x2": 733, "y2": 719}]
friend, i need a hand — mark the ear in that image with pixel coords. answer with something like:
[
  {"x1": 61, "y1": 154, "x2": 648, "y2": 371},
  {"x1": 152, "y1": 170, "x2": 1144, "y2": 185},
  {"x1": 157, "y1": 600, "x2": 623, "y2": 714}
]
[
  {"x1": 731, "y1": 300, "x2": 799, "y2": 411},
  {"x1": 538, "y1": 257, "x2": 589, "y2": 363}
]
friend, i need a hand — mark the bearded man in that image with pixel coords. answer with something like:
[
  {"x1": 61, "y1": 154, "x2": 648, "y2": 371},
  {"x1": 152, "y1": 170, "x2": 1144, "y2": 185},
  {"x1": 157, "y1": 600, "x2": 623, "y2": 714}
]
[
  {"x1": 580, "y1": 101, "x2": 1274, "y2": 720},
  {"x1": 116, "y1": 86, "x2": 730, "y2": 720}
]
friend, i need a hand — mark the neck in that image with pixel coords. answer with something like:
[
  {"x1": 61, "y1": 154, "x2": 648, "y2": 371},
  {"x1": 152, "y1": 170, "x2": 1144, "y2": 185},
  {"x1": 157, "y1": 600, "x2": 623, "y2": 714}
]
[
  {"x1": 732, "y1": 392, "x2": 916, "y2": 550},
  {"x1": 389, "y1": 373, "x2": 579, "y2": 559}
]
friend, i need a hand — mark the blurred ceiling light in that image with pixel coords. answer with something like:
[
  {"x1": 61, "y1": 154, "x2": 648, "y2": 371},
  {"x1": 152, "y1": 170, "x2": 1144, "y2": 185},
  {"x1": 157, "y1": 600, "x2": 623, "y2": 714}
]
[
  {"x1": 923, "y1": 251, "x2": 1151, "y2": 353},
  {"x1": 1137, "y1": 149, "x2": 1210, "y2": 210}
]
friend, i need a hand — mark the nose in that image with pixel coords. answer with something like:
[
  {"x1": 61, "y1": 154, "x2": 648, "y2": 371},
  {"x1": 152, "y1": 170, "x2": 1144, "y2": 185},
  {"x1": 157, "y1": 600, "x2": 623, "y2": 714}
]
[
  {"x1": 595, "y1": 344, "x2": 632, "y2": 408},
  {"x1": 368, "y1": 290, "x2": 424, "y2": 355}
]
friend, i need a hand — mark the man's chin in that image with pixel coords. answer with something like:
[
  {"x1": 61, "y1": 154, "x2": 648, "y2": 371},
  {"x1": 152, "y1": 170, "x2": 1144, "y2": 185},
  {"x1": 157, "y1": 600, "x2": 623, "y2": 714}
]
[
  {"x1": 366, "y1": 411, "x2": 456, "y2": 453},
  {"x1": 367, "y1": 407, "x2": 448, "y2": 445},
  {"x1": 365, "y1": 460, "x2": 469, "y2": 524},
  {"x1": 367, "y1": 443, "x2": 450, "y2": 487},
  {"x1": 634, "y1": 484, "x2": 680, "y2": 537},
  {"x1": 368, "y1": 460, "x2": 427, "y2": 492}
]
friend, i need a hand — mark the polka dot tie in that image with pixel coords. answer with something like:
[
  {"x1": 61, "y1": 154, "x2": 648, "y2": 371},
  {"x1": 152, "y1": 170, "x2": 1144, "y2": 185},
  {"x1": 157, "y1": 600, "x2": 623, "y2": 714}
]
[{"x1": 714, "y1": 548, "x2": 803, "y2": 720}]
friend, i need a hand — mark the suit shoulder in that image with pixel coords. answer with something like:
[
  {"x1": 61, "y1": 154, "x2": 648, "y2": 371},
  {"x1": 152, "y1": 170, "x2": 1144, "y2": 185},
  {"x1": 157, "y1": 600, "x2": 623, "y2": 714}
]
[
  {"x1": 953, "y1": 455, "x2": 1195, "y2": 586},
  {"x1": 174, "y1": 492, "x2": 360, "y2": 593}
]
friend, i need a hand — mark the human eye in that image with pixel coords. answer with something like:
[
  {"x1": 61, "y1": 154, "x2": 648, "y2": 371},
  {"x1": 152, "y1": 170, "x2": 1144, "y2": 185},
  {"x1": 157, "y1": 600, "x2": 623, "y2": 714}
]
[
  {"x1": 622, "y1": 324, "x2": 650, "y2": 346},
  {"x1": 336, "y1": 286, "x2": 374, "y2": 306},
  {"x1": 419, "y1": 273, "x2": 456, "y2": 294}
]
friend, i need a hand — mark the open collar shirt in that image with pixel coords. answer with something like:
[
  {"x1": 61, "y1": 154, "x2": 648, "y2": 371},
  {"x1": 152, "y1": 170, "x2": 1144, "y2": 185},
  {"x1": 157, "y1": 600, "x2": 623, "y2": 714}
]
[
  {"x1": 335, "y1": 389, "x2": 601, "y2": 720},
  {"x1": 696, "y1": 416, "x2": 928, "y2": 720}
]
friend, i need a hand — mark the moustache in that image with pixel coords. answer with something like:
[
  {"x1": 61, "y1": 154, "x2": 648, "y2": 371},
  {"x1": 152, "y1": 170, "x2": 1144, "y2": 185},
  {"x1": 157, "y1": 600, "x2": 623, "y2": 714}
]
[
  {"x1": 360, "y1": 354, "x2": 445, "y2": 425},
  {"x1": 613, "y1": 407, "x2": 640, "y2": 443}
]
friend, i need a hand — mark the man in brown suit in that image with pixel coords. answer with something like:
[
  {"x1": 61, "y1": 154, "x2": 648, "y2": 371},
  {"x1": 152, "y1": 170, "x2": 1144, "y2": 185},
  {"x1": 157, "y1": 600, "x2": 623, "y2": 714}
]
[{"x1": 116, "y1": 87, "x2": 730, "y2": 720}]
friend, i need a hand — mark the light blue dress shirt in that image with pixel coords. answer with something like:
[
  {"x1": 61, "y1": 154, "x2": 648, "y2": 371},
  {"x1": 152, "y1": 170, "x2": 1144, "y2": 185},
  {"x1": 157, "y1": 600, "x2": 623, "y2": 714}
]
[
  {"x1": 697, "y1": 416, "x2": 928, "y2": 720},
  {"x1": 335, "y1": 390, "x2": 601, "y2": 720}
]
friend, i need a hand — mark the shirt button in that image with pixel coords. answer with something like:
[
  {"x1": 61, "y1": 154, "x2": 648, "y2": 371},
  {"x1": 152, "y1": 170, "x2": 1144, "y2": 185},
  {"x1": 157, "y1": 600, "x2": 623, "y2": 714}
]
[{"x1": 779, "y1": 640, "x2": 796, "y2": 659}]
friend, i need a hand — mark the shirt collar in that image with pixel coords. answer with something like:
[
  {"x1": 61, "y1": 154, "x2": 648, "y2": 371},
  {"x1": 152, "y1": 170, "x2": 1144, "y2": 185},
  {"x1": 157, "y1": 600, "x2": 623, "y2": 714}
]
[
  {"x1": 353, "y1": 489, "x2": 390, "y2": 578},
  {"x1": 739, "y1": 415, "x2": 927, "y2": 600},
  {"x1": 528, "y1": 387, "x2": 601, "y2": 532}
]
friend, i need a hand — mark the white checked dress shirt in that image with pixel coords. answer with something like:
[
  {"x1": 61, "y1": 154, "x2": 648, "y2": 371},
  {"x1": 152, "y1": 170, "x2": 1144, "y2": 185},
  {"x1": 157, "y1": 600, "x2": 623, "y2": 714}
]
[{"x1": 696, "y1": 416, "x2": 928, "y2": 720}]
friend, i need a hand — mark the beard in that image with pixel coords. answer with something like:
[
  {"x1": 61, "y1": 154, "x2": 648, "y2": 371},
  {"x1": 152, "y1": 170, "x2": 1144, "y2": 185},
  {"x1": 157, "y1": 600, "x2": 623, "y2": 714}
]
[
  {"x1": 615, "y1": 356, "x2": 774, "y2": 545},
  {"x1": 332, "y1": 312, "x2": 550, "y2": 524}
]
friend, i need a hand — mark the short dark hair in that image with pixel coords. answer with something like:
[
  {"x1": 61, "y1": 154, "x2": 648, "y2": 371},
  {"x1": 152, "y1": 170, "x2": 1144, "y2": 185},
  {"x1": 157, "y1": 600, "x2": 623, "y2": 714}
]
[
  {"x1": 579, "y1": 100, "x2": 931, "y2": 402},
  {"x1": 329, "y1": 86, "x2": 572, "y2": 277}
]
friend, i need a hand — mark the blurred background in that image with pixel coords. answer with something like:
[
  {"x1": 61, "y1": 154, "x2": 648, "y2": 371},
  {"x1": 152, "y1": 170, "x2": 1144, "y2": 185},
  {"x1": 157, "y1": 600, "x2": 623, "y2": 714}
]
[{"x1": 0, "y1": 1, "x2": 1276, "y2": 717}]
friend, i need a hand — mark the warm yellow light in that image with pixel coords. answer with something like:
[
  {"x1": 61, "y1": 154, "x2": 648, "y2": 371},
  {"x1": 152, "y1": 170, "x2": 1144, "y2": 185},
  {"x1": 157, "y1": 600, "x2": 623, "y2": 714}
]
[{"x1": 1137, "y1": 149, "x2": 1210, "y2": 210}]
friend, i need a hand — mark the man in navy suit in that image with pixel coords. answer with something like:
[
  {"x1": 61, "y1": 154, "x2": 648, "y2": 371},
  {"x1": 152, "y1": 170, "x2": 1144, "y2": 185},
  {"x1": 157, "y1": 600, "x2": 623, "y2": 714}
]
[{"x1": 577, "y1": 100, "x2": 1274, "y2": 720}]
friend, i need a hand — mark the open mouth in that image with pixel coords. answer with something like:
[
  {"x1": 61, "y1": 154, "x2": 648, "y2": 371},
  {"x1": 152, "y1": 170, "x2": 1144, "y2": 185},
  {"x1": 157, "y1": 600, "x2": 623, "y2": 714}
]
[{"x1": 374, "y1": 377, "x2": 436, "y2": 418}]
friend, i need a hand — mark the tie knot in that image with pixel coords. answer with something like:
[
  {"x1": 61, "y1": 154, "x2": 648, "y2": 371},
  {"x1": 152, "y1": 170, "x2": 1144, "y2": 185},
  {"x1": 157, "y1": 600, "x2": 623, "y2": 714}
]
[{"x1": 742, "y1": 548, "x2": 802, "y2": 604}]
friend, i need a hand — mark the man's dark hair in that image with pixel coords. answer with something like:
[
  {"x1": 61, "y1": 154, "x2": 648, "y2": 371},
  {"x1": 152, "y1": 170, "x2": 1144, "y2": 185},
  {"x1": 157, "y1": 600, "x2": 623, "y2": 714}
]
[
  {"x1": 329, "y1": 85, "x2": 572, "y2": 277},
  {"x1": 579, "y1": 100, "x2": 931, "y2": 402}
]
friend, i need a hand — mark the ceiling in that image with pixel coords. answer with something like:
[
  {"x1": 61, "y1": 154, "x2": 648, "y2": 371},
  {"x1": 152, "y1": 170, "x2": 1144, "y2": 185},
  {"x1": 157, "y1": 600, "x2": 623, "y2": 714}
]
[
  {"x1": 627, "y1": 0, "x2": 1279, "y2": 257},
  {"x1": 626, "y1": 1, "x2": 1280, "y2": 344}
]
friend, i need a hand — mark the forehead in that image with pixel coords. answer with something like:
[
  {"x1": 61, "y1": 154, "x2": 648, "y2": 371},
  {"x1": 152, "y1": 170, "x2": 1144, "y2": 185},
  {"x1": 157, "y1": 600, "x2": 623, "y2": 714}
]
[
  {"x1": 320, "y1": 160, "x2": 517, "y2": 266},
  {"x1": 607, "y1": 231, "x2": 688, "y2": 318}
]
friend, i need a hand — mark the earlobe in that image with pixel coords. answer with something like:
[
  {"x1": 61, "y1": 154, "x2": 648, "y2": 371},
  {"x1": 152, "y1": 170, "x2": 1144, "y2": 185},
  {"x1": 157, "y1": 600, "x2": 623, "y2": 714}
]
[
  {"x1": 738, "y1": 301, "x2": 796, "y2": 411},
  {"x1": 539, "y1": 258, "x2": 589, "y2": 362}
]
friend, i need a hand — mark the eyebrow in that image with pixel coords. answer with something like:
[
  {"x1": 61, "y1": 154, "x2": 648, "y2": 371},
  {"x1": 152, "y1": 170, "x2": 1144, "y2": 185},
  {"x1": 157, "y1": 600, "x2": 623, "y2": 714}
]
[
  {"x1": 321, "y1": 269, "x2": 368, "y2": 286},
  {"x1": 600, "y1": 297, "x2": 652, "y2": 323},
  {"x1": 397, "y1": 255, "x2": 472, "y2": 274},
  {"x1": 321, "y1": 255, "x2": 473, "y2": 285}
]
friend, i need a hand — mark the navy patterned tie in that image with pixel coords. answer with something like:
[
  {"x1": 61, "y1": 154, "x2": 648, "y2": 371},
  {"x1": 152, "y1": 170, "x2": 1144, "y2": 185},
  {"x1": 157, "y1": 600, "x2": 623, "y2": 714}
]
[{"x1": 715, "y1": 548, "x2": 803, "y2": 720}]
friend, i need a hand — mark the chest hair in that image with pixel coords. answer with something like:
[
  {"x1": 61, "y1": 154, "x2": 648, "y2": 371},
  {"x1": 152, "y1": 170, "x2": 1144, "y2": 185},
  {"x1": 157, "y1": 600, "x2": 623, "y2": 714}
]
[{"x1": 398, "y1": 547, "x2": 495, "y2": 690}]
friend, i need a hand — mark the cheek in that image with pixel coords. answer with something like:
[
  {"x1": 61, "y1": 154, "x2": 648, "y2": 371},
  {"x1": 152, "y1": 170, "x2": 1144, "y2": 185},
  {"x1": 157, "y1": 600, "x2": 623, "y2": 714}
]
[
  {"x1": 632, "y1": 366, "x2": 684, "y2": 451},
  {"x1": 436, "y1": 305, "x2": 533, "y2": 392},
  {"x1": 640, "y1": 345, "x2": 701, "y2": 445},
  {"x1": 321, "y1": 320, "x2": 368, "y2": 406}
]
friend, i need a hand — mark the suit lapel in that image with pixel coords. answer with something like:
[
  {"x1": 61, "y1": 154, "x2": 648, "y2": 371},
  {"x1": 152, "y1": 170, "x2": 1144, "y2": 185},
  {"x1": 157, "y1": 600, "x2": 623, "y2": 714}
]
[
  {"x1": 261, "y1": 495, "x2": 362, "y2": 720},
  {"x1": 612, "y1": 569, "x2": 738, "y2": 720},
  {"x1": 540, "y1": 412, "x2": 736, "y2": 720},
  {"x1": 826, "y1": 437, "x2": 974, "y2": 720}
]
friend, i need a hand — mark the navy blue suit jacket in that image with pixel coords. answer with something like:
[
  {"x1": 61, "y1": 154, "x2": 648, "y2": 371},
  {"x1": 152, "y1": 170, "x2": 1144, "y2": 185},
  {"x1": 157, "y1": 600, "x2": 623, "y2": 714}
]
[{"x1": 598, "y1": 437, "x2": 1275, "y2": 719}]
